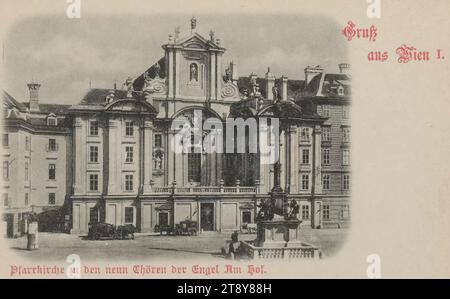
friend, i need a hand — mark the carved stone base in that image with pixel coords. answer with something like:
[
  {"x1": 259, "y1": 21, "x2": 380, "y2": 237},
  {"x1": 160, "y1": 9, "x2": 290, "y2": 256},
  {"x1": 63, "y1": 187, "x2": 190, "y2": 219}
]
[{"x1": 255, "y1": 219, "x2": 302, "y2": 248}]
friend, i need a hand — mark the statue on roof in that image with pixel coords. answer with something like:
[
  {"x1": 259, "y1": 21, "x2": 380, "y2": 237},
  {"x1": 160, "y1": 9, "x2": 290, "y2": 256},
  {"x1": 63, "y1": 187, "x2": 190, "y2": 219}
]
[
  {"x1": 123, "y1": 76, "x2": 134, "y2": 98},
  {"x1": 154, "y1": 62, "x2": 161, "y2": 78},
  {"x1": 174, "y1": 26, "x2": 181, "y2": 41},
  {"x1": 209, "y1": 29, "x2": 215, "y2": 42},
  {"x1": 272, "y1": 85, "x2": 279, "y2": 101},
  {"x1": 249, "y1": 76, "x2": 260, "y2": 97},
  {"x1": 191, "y1": 16, "x2": 197, "y2": 32}
]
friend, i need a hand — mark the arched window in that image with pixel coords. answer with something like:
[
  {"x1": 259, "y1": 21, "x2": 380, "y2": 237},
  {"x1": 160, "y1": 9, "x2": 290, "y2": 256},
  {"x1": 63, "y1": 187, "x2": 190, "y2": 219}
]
[{"x1": 188, "y1": 134, "x2": 202, "y2": 183}]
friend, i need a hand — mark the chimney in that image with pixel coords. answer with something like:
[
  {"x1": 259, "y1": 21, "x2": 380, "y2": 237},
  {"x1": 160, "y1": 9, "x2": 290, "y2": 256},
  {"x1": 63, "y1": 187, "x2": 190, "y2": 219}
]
[
  {"x1": 304, "y1": 65, "x2": 323, "y2": 85},
  {"x1": 265, "y1": 67, "x2": 275, "y2": 100},
  {"x1": 339, "y1": 63, "x2": 351, "y2": 74},
  {"x1": 280, "y1": 75, "x2": 288, "y2": 101},
  {"x1": 27, "y1": 82, "x2": 41, "y2": 112}
]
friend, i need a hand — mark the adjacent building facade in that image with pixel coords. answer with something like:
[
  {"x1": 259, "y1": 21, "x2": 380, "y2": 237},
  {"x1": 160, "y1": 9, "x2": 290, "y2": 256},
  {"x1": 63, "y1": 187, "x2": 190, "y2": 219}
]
[{"x1": 1, "y1": 18, "x2": 351, "y2": 237}]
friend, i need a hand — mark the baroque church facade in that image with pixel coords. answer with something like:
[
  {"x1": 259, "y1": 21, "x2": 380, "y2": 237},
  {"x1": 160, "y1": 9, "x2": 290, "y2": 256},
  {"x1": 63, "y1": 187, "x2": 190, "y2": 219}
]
[{"x1": 1, "y1": 18, "x2": 351, "y2": 237}]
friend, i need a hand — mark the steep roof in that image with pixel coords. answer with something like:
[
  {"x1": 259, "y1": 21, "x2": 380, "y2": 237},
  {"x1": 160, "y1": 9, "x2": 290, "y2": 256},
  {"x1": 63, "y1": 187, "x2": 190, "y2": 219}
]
[
  {"x1": 22, "y1": 103, "x2": 72, "y2": 115},
  {"x1": 2, "y1": 90, "x2": 27, "y2": 111},
  {"x1": 75, "y1": 88, "x2": 148, "y2": 107}
]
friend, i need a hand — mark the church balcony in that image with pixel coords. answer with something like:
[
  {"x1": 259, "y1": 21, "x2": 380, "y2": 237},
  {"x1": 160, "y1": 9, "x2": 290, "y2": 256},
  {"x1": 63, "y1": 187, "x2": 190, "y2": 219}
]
[{"x1": 148, "y1": 185, "x2": 258, "y2": 194}]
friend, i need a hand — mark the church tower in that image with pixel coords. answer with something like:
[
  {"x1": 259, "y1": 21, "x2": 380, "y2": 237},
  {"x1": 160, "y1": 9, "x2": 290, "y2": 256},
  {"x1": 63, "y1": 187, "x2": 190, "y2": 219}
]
[{"x1": 162, "y1": 17, "x2": 226, "y2": 103}]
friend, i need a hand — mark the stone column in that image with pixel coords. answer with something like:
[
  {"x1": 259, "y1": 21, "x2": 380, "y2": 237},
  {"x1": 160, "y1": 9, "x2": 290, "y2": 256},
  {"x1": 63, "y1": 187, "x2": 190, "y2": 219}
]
[
  {"x1": 311, "y1": 125, "x2": 322, "y2": 228},
  {"x1": 210, "y1": 52, "x2": 217, "y2": 101},
  {"x1": 280, "y1": 76, "x2": 288, "y2": 101},
  {"x1": 108, "y1": 119, "x2": 119, "y2": 194},
  {"x1": 167, "y1": 49, "x2": 174, "y2": 99},
  {"x1": 265, "y1": 68, "x2": 275, "y2": 101},
  {"x1": 167, "y1": 130, "x2": 176, "y2": 185},
  {"x1": 143, "y1": 120, "x2": 153, "y2": 193},
  {"x1": 279, "y1": 130, "x2": 286, "y2": 189},
  {"x1": 175, "y1": 50, "x2": 181, "y2": 98},
  {"x1": 73, "y1": 118, "x2": 84, "y2": 195},
  {"x1": 312, "y1": 125, "x2": 322, "y2": 194},
  {"x1": 216, "y1": 53, "x2": 222, "y2": 100},
  {"x1": 287, "y1": 125, "x2": 299, "y2": 193}
]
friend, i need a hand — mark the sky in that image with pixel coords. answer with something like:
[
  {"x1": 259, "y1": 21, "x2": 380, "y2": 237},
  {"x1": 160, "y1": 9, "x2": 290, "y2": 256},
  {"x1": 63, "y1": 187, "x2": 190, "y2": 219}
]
[{"x1": 2, "y1": 13, "x2": 347, "y2": 105}]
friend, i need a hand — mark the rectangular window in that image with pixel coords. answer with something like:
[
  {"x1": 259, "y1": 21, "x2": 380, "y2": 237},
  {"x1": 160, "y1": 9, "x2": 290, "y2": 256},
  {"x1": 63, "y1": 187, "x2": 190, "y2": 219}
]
[
  {"x1": 48, "y1": 139, "x2": 57, "y2": 152},
  {"x1": 48, "y1": 193, "x2": 56, "y2": 205},
  {"x1": 89, "y1": 207, "x2": 99, "y2": 224},
  {"x1": 125, "y1": 207, "x2": 134, "y2": 223},
  {"x1": 301, "y1": 174, "x2": 309, "y2": 190},
  {"x1": 89, "y1": 174, "x2": 98, "y2": 191},
  {"x1": 342, "y1": 127, "x2": 351, "y2": 142},
  {"x1": 322, "y1": 126, "x2": 331, "y2": 142},
  {"x1": 2, "y1": 134, "x2": 9, "y2": 147},
  {"x1": 89, "y1": 146, "x2": 99, "y2": 163},
  {"x1": 89, "y1": 120, "x2": 99, "y2": 136},
  {"x1": 242, "y1": 211, "x2": 252, "y2": 224},
  {"x1": 302, "y1": 205, "x2": 310, "y2": 220},
  {"x1": 154, "y1": 134, "x2": 162, "y2": 148},
  {"x1": 323, "y1": 205, "x2": 330, "y2": 220},
  {"x1": 125, "y1": 146, "x2": 134, "y2": 163},
  {"x1": 322, "y1": 105, "x2": 329, "y2": 117},
  {"x1": 48, "y1": 164, "x2": 56, "y2": 180},
  {"x1": 25, "y1": 136, "x2": 30, "y2": 151},
  {"x1": 3, "y1": 193, "x2": 8, "y2": 207},
  {"x1": 3, "y1": 161, "x2": 9, "y2": 180},
  {"x1": 125, "y1": 174, "x2": 134, "y2": 191},
  {"x1": 300, "y1": 127, "x2": 310, "y2": 142},
  {"x1": 322, "y1": 149, "x2": 330, "y2": 165},
  {"x1": 188, "y1": 153, "x2": 201, "y2": 182},
  {"x1": 341, "y1": 205, "x2": 350, "y2": 219},
  {"x1": 323, "y1": 174, "x2": 330, "y2": 190},
  {"x1": 125, "y1": 121, "x2": 134, "y2": 137},
  {"x1": 342, "y1": 149, "x2": 350, "y2": 166},
  {"x1": 25, "y1": 193, "x2": 29, "y2": 206},
  {"x1": 302, "y1": 149, "x2": 310, "y2": 164},
  {"x1": 47, "y1": 118, "x2": 57, "y2": 126},
  {"x1": 343, "y1": 106, "x2": 350, "y2": 119},
  {"x1": 25, "y1": 161, "x2": 29, "y2": 180},
  {"x1": 343, "y1": 174, "x2": 350, "y2": 190}
]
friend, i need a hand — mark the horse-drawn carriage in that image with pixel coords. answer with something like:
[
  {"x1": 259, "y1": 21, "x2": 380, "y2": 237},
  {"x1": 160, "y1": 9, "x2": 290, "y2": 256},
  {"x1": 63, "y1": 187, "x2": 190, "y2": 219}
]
[
  {"x1": 174, "y1": 220, "x2": 198, "y2": 236},
  {"x1": 87, "y1": 222, "x2": 136, "y2": 240},
  {"x1": 154, "y1": 220, "x2": 198, "y2": 236}
]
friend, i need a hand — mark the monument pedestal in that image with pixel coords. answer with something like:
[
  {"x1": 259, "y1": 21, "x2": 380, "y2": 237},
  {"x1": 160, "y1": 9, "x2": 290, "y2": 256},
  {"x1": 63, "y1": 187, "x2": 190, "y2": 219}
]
[{"x1": 255, "y1": 218, "x2": 302, "y2": 248}]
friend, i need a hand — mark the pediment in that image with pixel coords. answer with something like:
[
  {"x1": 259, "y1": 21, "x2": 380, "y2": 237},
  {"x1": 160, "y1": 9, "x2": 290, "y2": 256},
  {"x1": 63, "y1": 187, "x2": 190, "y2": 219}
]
[{"x1": 181, "y1": 36, "x2": 209, "y2": 50}]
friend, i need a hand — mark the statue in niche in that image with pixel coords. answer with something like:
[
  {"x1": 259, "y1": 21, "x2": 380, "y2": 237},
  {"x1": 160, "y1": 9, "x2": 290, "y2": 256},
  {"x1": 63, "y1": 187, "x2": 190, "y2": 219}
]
[
  {"x1": 153, "y1": 150, "x2": 164, "y2": 170},
  {"x1": 224, "y1": 66, "x2": 232, "y2": 83},
  {"x1": 190, "y1": 63, "x2": 198, "y2": 82}
]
